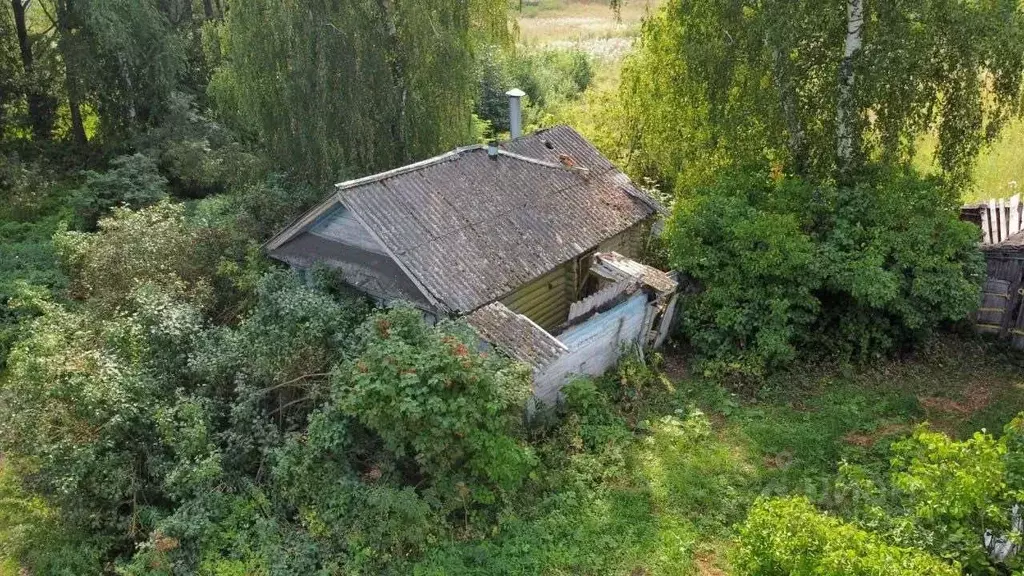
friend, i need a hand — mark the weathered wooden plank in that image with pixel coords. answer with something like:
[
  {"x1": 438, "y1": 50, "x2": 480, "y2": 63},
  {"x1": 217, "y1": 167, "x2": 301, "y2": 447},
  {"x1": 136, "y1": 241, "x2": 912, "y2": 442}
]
[
  {"x1": 653, "y1": 293, "x2": 679, "y2": 349},
  {"x1": 999, "y1": 198, "x2": 1007, "y2": 240},
  {"x1": 990, "y1": 198, "x2": 1000, "y2": 243},
  {"x1": 568, "y1": 279, "x2": 633, "y2": 321},
  {"x1": 981, "y1": 203, "x2": 993, "y2": 244},
  {"x1": 1007, "y1": 193, "x2": 1015, "y2": 234}
]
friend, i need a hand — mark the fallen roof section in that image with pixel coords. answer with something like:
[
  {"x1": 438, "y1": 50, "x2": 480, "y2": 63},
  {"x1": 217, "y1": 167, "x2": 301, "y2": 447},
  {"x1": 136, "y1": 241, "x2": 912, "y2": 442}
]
[
  {"x1": 466, "y1": 302, "x2": 568, "y2": 371},
  {"x1": 592, "y1": 251, "x2": 679, "y2": 294}
]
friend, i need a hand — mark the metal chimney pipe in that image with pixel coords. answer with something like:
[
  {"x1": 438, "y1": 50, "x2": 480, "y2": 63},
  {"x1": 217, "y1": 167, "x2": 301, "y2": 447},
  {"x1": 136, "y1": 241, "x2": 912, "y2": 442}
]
[{"x1": 506, "y1": 88, "x2": 525, "y2": 139}]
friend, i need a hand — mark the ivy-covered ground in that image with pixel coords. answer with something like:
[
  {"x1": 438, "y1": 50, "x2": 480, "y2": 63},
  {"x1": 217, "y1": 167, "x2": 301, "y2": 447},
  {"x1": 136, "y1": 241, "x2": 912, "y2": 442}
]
[{"x1": 410, "y1": 334, "x2": 1024, "y2": 574}]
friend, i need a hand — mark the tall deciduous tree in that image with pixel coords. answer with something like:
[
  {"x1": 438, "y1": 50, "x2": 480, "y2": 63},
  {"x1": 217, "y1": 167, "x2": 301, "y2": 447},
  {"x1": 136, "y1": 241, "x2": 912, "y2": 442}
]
[
  {"x1": 622, "y1": 0, "x2": 1024, "y2": 189},
  {"x1": 208, "y1": 0, "x2": 509, "y2": 185}
]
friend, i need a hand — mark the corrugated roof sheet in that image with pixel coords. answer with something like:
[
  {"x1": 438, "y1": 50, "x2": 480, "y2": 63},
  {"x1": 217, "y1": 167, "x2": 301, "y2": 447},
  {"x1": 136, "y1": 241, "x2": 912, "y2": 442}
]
[
  {"x1": 339, "y1": 125, "x2": 660, "y2": 312},
  {"x1": 466, "y1": 302, "x2": 568, "y2": 370}
]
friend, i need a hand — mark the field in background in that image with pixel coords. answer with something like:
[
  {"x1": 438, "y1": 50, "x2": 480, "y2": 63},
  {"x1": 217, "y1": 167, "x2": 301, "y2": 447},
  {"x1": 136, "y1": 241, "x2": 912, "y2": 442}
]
[{"x1": 516, "y1": 0, "x2": 657, "y2": 60}]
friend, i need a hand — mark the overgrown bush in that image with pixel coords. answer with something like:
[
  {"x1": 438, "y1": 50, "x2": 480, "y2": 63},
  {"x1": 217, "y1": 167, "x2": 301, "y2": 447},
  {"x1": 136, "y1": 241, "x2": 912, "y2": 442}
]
[
  {"x1": 334, "y1": 306, "x2": 536, "y2": 507},
  {"x1": 136, "y1": 92, "x2": 266, "y2": 198},
  {"x1": 735, "y1": 496, "x2": 959, "y2": 575},
  {"x1": 54, "y1": 200, "x2": 237, "y2": 313},
  {"x1": 70, "y1": 153, "x2": 169, "y2": 230},
  {"x1": 666, "y1": 168, "x2": 984, "y2": 379},
  {"x1": 832, "y1": 418, "x2": 1024, "y2": 574}
]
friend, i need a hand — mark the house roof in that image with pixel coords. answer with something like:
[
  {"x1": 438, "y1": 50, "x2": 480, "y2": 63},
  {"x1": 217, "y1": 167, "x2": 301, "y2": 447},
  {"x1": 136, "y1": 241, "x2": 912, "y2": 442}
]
[
  {"x1": 266, "y1": 125, "x2": 661, "y2": 313},
  {"x1": 466, "y1": 302, "x2": 568, "y2": 370}
]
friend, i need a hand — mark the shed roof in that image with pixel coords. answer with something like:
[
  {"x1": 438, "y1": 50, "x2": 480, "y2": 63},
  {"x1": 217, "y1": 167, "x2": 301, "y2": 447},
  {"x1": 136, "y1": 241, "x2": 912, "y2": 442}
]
[
  {"x1": 267, "y1": 125, "x2": 661, "y2": 313},
  {"x1": 466, "y1": 302, "x2": 568, "y2": 370}
]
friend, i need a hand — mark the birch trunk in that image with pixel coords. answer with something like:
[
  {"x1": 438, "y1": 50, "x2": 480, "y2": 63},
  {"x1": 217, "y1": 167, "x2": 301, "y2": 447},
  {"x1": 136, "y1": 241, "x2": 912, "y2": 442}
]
[{"x1": 836, "y1": 0, "x2": 864, "y2": 179}]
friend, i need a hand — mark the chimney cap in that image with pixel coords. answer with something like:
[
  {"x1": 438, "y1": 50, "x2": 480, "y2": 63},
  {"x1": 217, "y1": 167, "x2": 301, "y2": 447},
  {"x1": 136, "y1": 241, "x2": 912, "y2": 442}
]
[{"x1": 505, "y1": 88, "x2": 526, "y2": 98}]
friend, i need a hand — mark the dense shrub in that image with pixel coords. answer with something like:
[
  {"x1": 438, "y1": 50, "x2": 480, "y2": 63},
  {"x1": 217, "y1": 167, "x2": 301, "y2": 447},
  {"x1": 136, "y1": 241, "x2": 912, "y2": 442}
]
[
  {"x1": 192, "y1": 270, "x2": 371, "y2": 472},
  {"x1": 334, "y1": 306, "x2": 536, "y2": 506},
  {"x1": 54, "y1": 200, "x2": 237, "y2": 313},
  {"x1": 833, "y1": 418, "x2": 1024, "y2": 574},
  {"x1": 0, "y1": 289, "x2": 206, "y2": 568},
  {"x1": 666, "y1": 168, "x2": 984, "y2": 378},
  {"x1": 136, "y1": 92, "x2": 267, "y2": 198},
  {"x1": 735, "y1": 496, "x2": 959, "y2": 575},
  {"x1": 70, "y1": 153, "x2": 169, "y2": 230}
]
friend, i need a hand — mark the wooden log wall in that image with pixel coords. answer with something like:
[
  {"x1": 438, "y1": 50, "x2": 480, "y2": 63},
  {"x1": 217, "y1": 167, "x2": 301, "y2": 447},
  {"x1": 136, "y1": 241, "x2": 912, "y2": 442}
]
[{"x1": 501, "y1": 223, "x2": 652, "y2": 332}]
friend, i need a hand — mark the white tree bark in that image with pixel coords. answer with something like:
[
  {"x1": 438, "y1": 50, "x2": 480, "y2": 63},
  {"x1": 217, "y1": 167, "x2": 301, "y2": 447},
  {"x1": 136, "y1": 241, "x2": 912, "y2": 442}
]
[{"x1": 836, "y1": 0, "x2": 864, "y2": 177}]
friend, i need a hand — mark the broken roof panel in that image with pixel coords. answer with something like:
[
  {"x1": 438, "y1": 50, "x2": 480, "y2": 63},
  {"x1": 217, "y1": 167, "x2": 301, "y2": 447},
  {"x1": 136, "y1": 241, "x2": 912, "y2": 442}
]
[
  {"x1": 267, "y1": 125, "x2": 662, "y2": 313},
  {"x1": 466, "y1": 302, "x2": 568, "y2": 370},
  {"x1": 593, "y1": 252, "x2": 679, "y2": 294}
]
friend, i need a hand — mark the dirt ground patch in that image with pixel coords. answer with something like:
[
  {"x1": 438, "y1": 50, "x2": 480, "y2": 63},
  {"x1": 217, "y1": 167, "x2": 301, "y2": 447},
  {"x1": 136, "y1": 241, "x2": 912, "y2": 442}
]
[
  {"x1": 843, "y1": 423, "x2": 914, "y2": 447},
  {"x1": 694, "y1": 551, "x2": 728, "y2": 576},
  {"x1": 918, "y1": 385, "x2": 992, "y2": 417}
]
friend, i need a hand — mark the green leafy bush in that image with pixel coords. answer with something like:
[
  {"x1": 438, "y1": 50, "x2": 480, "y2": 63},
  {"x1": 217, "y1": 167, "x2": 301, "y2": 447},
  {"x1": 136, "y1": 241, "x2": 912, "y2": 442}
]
[
  {"x1": 833, "y1": 419, "x2": 1024, "y2": 574},
  {"x1": 136, "y1": 92, "x2": 267, "y2": 198},
  {"x1": 334, "y1": 306, "x2": 536, "y2": 506},
  {"x1": 735, "y1": 496, "x2": 960, "y2": 576},
  {"x1": 666, "y1": 168, "x2": 984, "y2": 379},
  {"x1": 54, "y1": 200, "x2": 237, "y2": 313},
  {"x1": 70, "y1": 153, "x2": 169, "y2": 230}
]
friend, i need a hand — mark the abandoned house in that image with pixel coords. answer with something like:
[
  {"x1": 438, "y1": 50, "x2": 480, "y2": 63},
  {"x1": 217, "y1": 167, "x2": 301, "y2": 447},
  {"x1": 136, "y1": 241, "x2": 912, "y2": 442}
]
[{"x1": 266, "y1": 106, "x2": 678, "y2": 402}]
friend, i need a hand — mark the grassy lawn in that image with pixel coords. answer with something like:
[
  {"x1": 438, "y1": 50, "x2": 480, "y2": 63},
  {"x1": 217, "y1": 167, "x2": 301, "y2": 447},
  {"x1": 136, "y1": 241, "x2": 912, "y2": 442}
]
[{"x1": 415, "y1": 334, "x2": 1024, "y2": 574}]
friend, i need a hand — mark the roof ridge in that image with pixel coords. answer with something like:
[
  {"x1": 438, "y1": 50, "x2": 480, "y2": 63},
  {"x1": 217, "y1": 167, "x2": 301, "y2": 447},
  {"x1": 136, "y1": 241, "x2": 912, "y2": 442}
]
[{"x1": 334, "y1": 144, "x2": 484, "y2": 193}]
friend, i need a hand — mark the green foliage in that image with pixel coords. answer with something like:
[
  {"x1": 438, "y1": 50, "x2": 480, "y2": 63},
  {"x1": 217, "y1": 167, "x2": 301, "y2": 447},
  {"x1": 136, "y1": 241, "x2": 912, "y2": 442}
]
[
  {"x1": 735, "y1": 496, "x2": 959, "y2": 576},
  {"x1": 70, "y1": 153, "x2": 169, "y2": 229},
  {"x1": 54, "y1": 200, "x2": 236, "y2": 312},
  {"x1": 666, "y1": 169, "x2": 984, "y2": 378},
  {"x1": 192, "y1": 270, "x2": 371, "y2": 473},
  {"x1": 135, "y1": 93, "x2": 268, "y2": 199},
  {"x1": 0, "y1": 290, "x2": 205, "y2": 564},
  {"x1": 213, "y1": 174, "x2": 322, "y2": 241},
  {"x1": 0, "y1": 460, "x2": 104, "y2": 575},
  {"x1": 623, "y1": 0, "x2": 1024, "y2": 187},
  {"x1": 65, "y1": 0, "x2": 187, "y2": 136},
  {"x1": 831, "y1": 419, "x2": 1024, "y2": 574},
  {"x1": 209, "y1": 0, "x2": 510, "y2": 184},
  {"x1": 476, "y1": 45, "x2": 595, "y2": 135},
  {"x1": 334, "y1": 306, "x2": 536, "y2": 505}
]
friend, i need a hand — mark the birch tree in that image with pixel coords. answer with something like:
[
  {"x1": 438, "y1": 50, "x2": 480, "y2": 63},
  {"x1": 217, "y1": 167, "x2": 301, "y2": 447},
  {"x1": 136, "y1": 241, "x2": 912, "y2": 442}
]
[{"x1": 622, "y1": 0, "x2": 1024, "y2": 189}]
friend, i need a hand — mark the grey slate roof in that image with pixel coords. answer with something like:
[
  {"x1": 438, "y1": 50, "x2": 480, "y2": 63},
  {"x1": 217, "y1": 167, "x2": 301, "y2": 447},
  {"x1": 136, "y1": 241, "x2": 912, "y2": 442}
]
[
  {"x1": 268, "y1": 125, "x2": 660, "y2": 313},
  {"x1": 466, "y1": 302, "x2": 568, "y2": 370}
]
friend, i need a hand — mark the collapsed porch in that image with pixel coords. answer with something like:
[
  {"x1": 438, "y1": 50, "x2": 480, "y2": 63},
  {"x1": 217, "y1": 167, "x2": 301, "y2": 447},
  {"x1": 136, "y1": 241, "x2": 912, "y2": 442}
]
[{"x1": 468, "y1": 252, "x2": 678, "y2": 403}]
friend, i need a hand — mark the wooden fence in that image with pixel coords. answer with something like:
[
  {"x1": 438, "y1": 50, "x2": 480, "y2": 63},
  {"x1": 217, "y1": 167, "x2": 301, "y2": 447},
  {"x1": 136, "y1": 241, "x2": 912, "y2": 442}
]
[{"x1": 966, "y1": 193, "x2": 1023, "y2": 245}]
